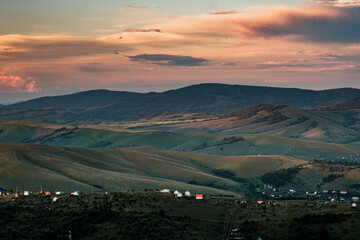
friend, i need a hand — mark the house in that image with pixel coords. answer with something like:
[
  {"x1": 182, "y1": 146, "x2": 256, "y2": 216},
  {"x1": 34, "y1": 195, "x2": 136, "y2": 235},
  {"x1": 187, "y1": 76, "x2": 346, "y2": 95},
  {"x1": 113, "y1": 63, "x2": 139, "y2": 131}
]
[
  {"x1": 14, "y1": 193, "x2": 19, "y2": 198},
  {"x1": 71, "y1": 190, "x2": 80, "y2": 196},
  {"x1": 257, "y1": 199, "x2": 264, "y2": 204},
  {"x1": 289, "y1": 189, "x2": 296, "y2": 194},
  {"x1": 52, "y1": 197, "x2": 58, "y2": 203},
  {"x1": 55, "y1": 191, "x2": 61, "y2": 195},
  {"x1": 340, "y1": 190, "x2": 347, "y2": 194},
  {"x1": 352, "y1": 197, "x2": 359, "y2": 202},
  {"x1": 176, "y1": 193, "x2": 183, "y2": 198},
  {"x1": 351, "y1": 203, "x2": 357, "y2": 208},
  {"x1": 0, "y1": 190, "x2": 3, "y2": 196},
  {"x1": 23, "y1": 191, "x2": 30, "y2": 196},
  {"x1": 160, "y1": 189, "x2": 170, "y2": 193},
  {"x1": 184, "y1": 191, "x2": 191, "y2": 197},
  {"x1": 235, "y1": 198, "x2": 247, "y2": 204},
  {"x1": 196, "y1": 194, "x2": 203, "y2": 200},
  {"x1": 173, "y1": 190, "x2": 179, "y2": 195},
  {"x1": 45, "y1": 191, "x2": 51, "y2": 196},
  {"x1": 323, "y1": 190, "x2": 329, "y2": 194}
]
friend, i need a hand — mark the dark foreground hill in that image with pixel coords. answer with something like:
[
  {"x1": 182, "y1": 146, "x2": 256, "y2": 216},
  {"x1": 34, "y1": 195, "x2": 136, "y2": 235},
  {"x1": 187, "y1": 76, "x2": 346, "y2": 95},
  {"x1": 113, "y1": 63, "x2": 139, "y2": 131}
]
[
  {"x1": 1, "y1": 192, "x2": 359, "y2": 240},
  {"x1": 2, "y1": 83, "x2": 360, "y2": 122}
]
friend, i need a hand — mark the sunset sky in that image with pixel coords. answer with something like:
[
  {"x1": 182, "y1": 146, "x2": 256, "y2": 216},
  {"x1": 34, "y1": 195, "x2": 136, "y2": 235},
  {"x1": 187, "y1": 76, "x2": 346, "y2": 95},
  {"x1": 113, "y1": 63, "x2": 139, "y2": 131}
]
[{"x1": 1, "y1": 0, "x2": 360, "y2": 103}]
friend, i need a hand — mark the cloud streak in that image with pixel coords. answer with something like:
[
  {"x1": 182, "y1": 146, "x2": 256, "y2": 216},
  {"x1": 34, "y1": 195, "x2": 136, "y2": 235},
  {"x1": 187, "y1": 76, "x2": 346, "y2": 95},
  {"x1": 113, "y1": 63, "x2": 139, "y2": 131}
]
[
  {"x1": 209, "y1": 10, "x2": 239, "y2": 15},
  {"x1": 127, "y1": 54, "x2": 210, "y2": 66},
  {"x1": 0, "y1": 35, "x2": 130, "y2": 62},
  {"x1": 312, "y1": 0, "x2": 360, "y2": 6},
  {"x1": 123, "y1": 28, "x2": 161, "y2": 33},
  {"x1": 236, "y1": 6, "x2": 360, "y2": 43},
  {"x1": 160, "y1": 6, "x2": 360, "y2": 44},
  {"x1": 123, "y1": 5, "x2": 158, "y2": 9}
]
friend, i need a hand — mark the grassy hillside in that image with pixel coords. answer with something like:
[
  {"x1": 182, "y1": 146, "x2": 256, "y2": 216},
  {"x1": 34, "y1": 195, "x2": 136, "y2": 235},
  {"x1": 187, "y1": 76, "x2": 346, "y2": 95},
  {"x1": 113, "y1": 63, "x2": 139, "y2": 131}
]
[
  {"x1": 0, "y1": 142, "x2": 310, "y2": 195},
  {"x1": 133, "y1": 105, "x2": 360, "y2": 144},
  {"x1": 1, "y1": 142, "x2": 360, "y2": 197},
  {"x1": 1, "y1": 121, "x2": 359, "y2": 161},
  {"x1": 325, "y1": 96, "x2": 360, "y2": 110}
]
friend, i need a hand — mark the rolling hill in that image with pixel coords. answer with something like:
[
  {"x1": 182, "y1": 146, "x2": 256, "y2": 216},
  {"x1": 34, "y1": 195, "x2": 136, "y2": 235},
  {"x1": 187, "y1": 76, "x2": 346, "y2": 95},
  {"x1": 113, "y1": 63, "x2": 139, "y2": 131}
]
[
  {"x1": 325, "y1": 96, "x2": 360, "y2": 110},
  {"x1": 0, "y1": 121, "x2": 359, "y2": 161},
  {"x1": 131, "y1": 104, "x2": 360, "y2": 144},
  {"x1": 1, "y1": 84, "x2": 360, "y2": 123},
  {"x1": 0, "y1": 142, "x2": 307, "y2": 194},
  {"x1": 1, "y1": 142, "x2": 359, "y2": 196}
]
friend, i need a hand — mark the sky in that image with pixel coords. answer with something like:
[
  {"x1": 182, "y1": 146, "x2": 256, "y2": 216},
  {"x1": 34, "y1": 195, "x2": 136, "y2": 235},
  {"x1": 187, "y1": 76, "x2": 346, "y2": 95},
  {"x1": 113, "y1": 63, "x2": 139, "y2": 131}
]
[{"x1": 1, "y1": 0, "x2": 360, "y2": 103}]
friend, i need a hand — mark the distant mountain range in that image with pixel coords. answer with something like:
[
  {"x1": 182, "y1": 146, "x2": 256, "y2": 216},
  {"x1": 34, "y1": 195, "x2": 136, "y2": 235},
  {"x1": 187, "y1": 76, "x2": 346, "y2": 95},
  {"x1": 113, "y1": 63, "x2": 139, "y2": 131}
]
[
  {"x1": 6, "y1": 89, "x2": 140, "y2": 109},
  {"x1": 1, "y1": 83, "x2": 360, "y2": 123}
]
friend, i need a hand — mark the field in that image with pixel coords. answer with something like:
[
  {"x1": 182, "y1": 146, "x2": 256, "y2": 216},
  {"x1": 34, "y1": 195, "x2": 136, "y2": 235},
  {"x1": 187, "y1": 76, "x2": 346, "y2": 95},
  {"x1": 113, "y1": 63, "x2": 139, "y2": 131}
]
[{"x1": 0, "y1": 192, "x2": 359, "y2": 240}]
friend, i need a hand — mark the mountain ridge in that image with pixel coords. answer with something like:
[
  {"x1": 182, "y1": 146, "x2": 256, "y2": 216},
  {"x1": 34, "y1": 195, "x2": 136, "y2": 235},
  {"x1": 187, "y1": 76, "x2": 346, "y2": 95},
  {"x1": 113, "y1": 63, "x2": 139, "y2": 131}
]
[
  {"x1": 2, "y1": 83, "x2": 360, "y2": 123},
  {"x1": 5, "y1": 89, "x2": 140, "y2": 110}
]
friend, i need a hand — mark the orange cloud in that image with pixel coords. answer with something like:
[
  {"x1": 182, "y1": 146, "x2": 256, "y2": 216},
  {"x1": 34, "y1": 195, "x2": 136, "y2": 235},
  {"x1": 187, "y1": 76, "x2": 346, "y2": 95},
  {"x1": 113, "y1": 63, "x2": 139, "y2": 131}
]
[
  {"x1": 0, "y1": 34, "x2": 131, "y2": 62},
  {"x1": 0, "y1": 74, "x2": 41, "y2": 93},
  {"x1": 209, "y1": 10, "x2": 239, "y2": 15},
  {"x1": 153, "y1": 6, "x2": 360, "y2": 43}
]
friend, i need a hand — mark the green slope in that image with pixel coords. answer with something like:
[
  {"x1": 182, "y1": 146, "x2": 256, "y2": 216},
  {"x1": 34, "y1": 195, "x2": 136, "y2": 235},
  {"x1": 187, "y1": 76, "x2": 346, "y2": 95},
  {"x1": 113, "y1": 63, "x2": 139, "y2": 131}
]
[
  {"x1": 1, "y1": 121, "x2": 360, "y2": 161},
  {"x1": 0, "y1": 142, "x2": 308, "y2": 195},
  {"x1": 132, "y1": 105, "x2": 360, "y2": 144}
]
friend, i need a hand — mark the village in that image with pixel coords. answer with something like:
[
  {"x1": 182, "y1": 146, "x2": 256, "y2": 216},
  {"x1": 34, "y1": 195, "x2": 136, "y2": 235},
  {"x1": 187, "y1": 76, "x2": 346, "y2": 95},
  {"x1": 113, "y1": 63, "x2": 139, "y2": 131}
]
[
  {"x1": 1, "y1": 186, "x2": 360, "y2": 240},
  {"x1": 1, "y1": 185, "x2": 359, "y2": 209}
]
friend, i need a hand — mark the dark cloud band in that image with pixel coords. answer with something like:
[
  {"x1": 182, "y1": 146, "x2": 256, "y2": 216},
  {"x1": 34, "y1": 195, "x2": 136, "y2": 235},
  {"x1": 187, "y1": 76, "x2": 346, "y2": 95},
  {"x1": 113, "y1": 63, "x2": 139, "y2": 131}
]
[{"x1": 127, "y1": 54, "x2": 210, "y2": 66}]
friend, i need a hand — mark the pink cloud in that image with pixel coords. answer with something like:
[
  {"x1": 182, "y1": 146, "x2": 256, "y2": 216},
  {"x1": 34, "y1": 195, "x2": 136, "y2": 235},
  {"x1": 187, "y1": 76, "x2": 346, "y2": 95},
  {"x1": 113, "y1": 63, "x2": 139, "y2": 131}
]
[{"x1": 0, "y1": 74, "x2": 41, "y2": 93}]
